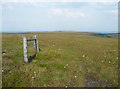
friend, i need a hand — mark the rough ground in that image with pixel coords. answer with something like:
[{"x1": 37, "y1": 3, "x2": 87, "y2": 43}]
[{"x1": 2, "y1": 32, "x2": 118, "y2": 87}]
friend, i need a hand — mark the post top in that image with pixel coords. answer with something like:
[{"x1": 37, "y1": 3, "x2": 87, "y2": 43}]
[{"x1": 33, "y1": 35, "x2": 37, "y2": 38}]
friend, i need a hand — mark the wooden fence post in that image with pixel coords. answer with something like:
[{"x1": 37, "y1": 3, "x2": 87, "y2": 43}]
[
  {"x1": 33, "y1": 35, "x2": 39, "y2": 52},
  {"x1": 23, "y1": 37, "x2": 28, "y2": 62},
  {"x1": 23, "y1": 35, "x2": 39, "y2": 62},
  {"x1": 33, "y1": 35, "x2": 36, "y2": 49},
  {"x1": 36, "y1": 38, "x2": 39, "y2": 52}
]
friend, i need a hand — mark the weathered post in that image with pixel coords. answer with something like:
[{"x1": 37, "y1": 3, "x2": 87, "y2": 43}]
[
  {"x1": 23, "y1": 37, "x2": 28, "y2": 62},
  {"x1": 23, "y1": 35, "x2": 39, "y2": 62},
  {"x1": 33, "y1": 35, "x2": 39, "y2": 52},
  {"x1": 33, "y1": 36, "x2": 36, "y2": 49},
  {"x1": 36, "y1": 38, "x2": 39, "y2": 52}
]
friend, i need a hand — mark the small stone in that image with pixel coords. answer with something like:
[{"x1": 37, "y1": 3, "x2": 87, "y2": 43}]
[
  {"x1": 109, "y1": 61, "x2": 111, "y2": 63},
  {"x1": 3, "y1": 53, "x2": 6, "y2": 55},
  {"x1": 65, "y1": 86, "x2": 67, "y2": 88},
  {"x1": 75, "y1": 76, "x2": 77, "y2": 78},
  {"x1": 64, "y1": 66, "x2": 66, "y2": 69},
  {"x1": 2, "y1": 51, "x2": 6, "y2": 55}
]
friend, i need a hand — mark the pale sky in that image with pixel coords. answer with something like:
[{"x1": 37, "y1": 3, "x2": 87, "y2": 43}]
[{"x1": 1, "y1": 0, "x2": 118, "y2": 33}]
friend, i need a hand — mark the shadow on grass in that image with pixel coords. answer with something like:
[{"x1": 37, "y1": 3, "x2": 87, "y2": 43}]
[
  {"x1": 28, "y1": 53, "x2": 37, "y2": 63},
  {"x1": 28, "y1": 48, "x2": 40, "y2": 63}
]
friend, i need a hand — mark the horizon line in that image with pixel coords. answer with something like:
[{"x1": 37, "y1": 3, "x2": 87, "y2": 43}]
[{"x1": 1, "y1": 30, "x2": 119, "y2": 33}]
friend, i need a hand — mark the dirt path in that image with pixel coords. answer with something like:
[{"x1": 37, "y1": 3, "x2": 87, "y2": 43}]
[
  {"x1": 81, "y1": 62, "x2": 113, "y2": 87},
  {"x1": 84, "y1": 73, "x2": 112, "y2": 87}
]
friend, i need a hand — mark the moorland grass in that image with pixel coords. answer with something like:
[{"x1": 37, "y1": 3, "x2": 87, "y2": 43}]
[{"x1": 2, "y1": 32, "x2": 118, "y2": 87}]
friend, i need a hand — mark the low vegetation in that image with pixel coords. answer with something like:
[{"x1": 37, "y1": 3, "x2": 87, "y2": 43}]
[
  {"x1": 2, "y1": 32, "x2": 118, "y2": 87},
  {"x1": 89, "y1": 33, "x2": 119, "y2": 39}
]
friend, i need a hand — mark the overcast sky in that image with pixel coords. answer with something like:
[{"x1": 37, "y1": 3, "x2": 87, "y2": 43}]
[{"x1": 1, "y1": 0, "x2": 118, "y2": 33}]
